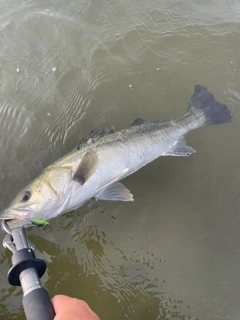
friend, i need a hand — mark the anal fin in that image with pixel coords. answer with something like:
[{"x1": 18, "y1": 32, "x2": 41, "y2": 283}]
[{"x1": 166, "y1": 138, "x2": 195, "y2": 156}]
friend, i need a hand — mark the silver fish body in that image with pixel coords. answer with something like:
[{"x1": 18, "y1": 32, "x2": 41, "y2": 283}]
[{"x1": 1, "y1": 85, "x2": 232, "y2": 228}]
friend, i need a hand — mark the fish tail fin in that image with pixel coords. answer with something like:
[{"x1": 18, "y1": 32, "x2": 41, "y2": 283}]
[{"x1": 188, "y1": 85, "x2": 232, "y2": 126}]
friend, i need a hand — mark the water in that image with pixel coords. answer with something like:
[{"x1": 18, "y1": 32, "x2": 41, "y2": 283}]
[{"x1": 1, "y1": 0, "x2": 240, "y2": 319}]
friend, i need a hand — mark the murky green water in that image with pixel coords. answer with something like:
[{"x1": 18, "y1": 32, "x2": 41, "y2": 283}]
[{"x1": 1, "y1": 0, "x2": 240, "y2": 319}]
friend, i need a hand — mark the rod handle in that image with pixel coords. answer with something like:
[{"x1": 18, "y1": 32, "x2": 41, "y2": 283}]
[{"x1": 22, "y1": 287, "x2": 55, "y2": 320}]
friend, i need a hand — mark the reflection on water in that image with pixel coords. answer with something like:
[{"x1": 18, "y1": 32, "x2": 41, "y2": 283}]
[
  {"x1": 29, "y1": 212, "x2": 195, "y2": 320},
  {"x1": 1, "y1": 0, "x2": 240, "y2": 319}
]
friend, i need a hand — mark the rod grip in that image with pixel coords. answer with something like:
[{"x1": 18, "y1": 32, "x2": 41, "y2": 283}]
[{"x1": 22, "y1": 287, "x2": 55, "y2": 320}]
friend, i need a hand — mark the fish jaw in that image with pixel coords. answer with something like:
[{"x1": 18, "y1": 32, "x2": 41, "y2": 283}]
[{"x1": 1, "y1": 208, "x2": 33, "y2": 228}]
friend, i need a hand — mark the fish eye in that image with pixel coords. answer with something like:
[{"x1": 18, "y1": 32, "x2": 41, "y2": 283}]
[{"x1": 21, "y1": 191, "x2": 31, "y2": 202}]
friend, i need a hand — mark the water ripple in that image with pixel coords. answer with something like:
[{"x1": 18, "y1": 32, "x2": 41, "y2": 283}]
[{"x1": 0, "y1": 1, "x2": 239, "y2": 319}]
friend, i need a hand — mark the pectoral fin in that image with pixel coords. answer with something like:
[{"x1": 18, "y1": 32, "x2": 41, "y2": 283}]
[
  {"x1": 95, "y1": 182, "x2": 134, "y2": 201},
  {"x1": 73, "y1": 151, "x2": 99, "y2": 184}
]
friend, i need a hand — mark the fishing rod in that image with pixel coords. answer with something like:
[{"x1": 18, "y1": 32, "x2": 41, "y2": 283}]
[{"x1": 2, "y1": 220, "x2": 55, "y2": 320}]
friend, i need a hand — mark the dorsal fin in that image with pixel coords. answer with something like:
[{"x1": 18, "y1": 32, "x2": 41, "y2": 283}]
[
  {"x1": 73, "y1": 151, "x2": 99, "y2": 184},
  {"x1": 76, "y1": 129, "x2": 115, "y2": 150},
  {"x1": 130, "y1": 118, "x2": 146, "y2": 127}
]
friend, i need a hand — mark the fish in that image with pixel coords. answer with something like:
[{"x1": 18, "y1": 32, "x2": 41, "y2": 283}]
[{"x1": 1, "y1": 85, "x2": 232, "y2": 228}]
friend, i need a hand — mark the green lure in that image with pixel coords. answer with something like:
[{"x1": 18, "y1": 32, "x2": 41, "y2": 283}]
[{"x1": 31, "y1": 218, "x2": 49, "y2": 227}]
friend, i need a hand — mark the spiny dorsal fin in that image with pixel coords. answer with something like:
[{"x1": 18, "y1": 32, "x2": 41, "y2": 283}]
[
  {"x1": 88, "y1": 129, "x2": 115, "y2": 139},
  {"x1": 73, "y1": 151, "x2": 99, "y2": 184},
  {"x1": 130, "y1": 118, "x2": 146, "y2": 127},
  {"x1": 76, "y1": 129, "x2": 115, "y2": 150}
]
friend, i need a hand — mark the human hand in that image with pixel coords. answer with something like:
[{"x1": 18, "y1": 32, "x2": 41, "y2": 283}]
[{"x1": 52, "y1": 295, "x2": 100, "y2": 320}]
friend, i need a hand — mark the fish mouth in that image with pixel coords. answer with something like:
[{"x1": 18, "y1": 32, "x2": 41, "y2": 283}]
[
  {"x1": 1, "y1": 209, "x2": 31, "y2": 229},
  {"x1": 2, "y1": 218, "x2": 32, "y2": 229}
]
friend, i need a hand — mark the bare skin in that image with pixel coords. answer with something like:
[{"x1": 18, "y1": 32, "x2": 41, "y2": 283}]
[{"x1": 52, "y1": 295, "x2": 100, "y2": 320}]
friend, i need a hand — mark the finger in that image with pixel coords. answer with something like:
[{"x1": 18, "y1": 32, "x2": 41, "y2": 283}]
[{"x1": 52, "y1": 295, "x2": 100, "y2": 320}]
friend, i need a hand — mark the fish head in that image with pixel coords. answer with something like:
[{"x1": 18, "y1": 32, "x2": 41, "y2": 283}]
[{"x1": 1, "y1": 167, "x2": 72, "y2": 228}]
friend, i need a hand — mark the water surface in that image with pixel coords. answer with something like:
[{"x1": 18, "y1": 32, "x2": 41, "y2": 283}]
[{"x1": 1, "y1": 0, "x2": 240, "y2": 319}]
